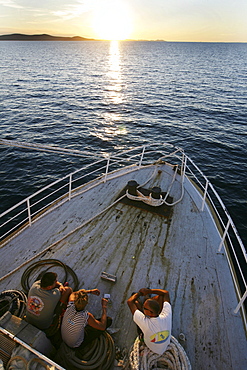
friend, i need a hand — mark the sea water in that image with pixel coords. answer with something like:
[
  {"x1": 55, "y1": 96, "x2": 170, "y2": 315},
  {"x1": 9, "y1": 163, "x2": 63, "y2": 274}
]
[{"x1": 0, "y1": 41, "x2": 246, "y2": 244}]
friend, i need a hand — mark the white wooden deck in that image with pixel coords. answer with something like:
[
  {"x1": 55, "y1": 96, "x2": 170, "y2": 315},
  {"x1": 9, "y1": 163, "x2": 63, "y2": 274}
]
[{"x1": 0, "y1": 163, "x2": 246, "y2": 369}]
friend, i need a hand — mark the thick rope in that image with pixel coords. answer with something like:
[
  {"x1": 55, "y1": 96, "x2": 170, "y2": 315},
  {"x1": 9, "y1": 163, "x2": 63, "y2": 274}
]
[
  {"x1": 126, "y1": 190, "x2": 164, "y2": 207},
  {"x1": 26, "y1": 357, "x2": 50, "y2": 369},
  {"x1": 126, "y1": 164, "x2": 184, "y2": 207},
  {"x1": 128, "y1": 336, "x2": 191, "y2": 370},
  {"x1": 55, "y1": 331, "x2": 115, "y2": 370},
  {"x1": 6, "y1": 355, "x2": 28, "y2": 370},
  {"x1": 6, "y1": 355, "x2": 51, "y2": 370},
  {"x1": 0, "y1": 139, "x2": 100, "y2": 159},
  {"x1": 20, "y1": 259, "x2": 79, "y2": 293},
  {"x1": 0, "y1": 290, "x2": 27, "y2": 319}
]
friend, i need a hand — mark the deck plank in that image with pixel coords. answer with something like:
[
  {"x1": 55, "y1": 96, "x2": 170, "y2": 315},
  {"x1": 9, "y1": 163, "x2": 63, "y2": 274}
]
[{"x1": 0, "y1": 164, "x2": 246, "y2": 369}]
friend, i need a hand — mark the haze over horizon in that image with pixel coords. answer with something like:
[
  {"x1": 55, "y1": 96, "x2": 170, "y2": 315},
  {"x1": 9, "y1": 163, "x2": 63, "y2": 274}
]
[{"x1": 0, "y1": 0, "x2": 246, "y2": 42}]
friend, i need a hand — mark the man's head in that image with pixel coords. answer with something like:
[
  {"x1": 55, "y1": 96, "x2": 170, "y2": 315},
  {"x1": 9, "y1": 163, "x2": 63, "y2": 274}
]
[
  {"x1": 143, "y1": 299, "x2": 160, "y2": 317},
  {"x1": 74, "y1": 290, "x2": 88, "y2": 311},
  {"x1": 40, "y1": 272, "x2": 57, "y2": 289}
]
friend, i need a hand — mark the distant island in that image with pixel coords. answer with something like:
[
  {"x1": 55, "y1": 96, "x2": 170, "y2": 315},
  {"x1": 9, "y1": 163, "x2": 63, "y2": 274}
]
[
  {"x1": 0, "y1": 33, "x2": 166, "y2": 42},
  {"x1": 0, "y1": 33, "x2": 96, "y2": 41}
]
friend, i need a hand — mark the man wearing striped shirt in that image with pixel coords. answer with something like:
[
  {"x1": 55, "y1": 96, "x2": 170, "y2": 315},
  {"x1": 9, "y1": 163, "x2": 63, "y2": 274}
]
[{"x1": 61, "y1": 288, "x2": 112, "y2": 348}]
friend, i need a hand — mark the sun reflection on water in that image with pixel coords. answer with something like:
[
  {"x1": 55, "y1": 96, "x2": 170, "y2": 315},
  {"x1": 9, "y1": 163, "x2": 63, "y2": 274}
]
[
  {"x1": 94, "y1": 41, "x2": 127, "y2": 141},
  {"x1": 107, "y1": 40, "x2": 123, "y2": 104}
]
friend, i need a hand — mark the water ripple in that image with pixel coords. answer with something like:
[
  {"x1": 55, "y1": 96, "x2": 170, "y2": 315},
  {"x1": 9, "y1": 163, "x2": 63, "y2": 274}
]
[{"x1": 0, "y1": 41, "x2": 246, "y2": 243}]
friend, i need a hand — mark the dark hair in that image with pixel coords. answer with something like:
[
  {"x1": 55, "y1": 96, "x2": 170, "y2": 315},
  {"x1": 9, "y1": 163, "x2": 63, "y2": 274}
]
[
  {"x1": 146, "y1": 299, "x2": 160, "y2": 315},
  {"x1": 40, "y1": 272, "x2": 57, "y2": 288}
]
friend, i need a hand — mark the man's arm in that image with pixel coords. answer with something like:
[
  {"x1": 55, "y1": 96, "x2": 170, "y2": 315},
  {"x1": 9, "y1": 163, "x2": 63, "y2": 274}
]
[
  {"x1": 85, "y1": 289, "x2": 100, "y2": 296},
  {"x1": 139, "y1": 288, "x2": 170, "y2": 313},
  {"x1": 55, "y1": 282, "x2": 72, "y2": 303},
  {"x1": 127, "y1": 292, "x2": 142, "y2": 315},
  {"x1": 139, "y1": 288, "x2": 170, "y2": 303},
  {"x1": 87, "y1": 298, "x2": 108, "y2": 330}
]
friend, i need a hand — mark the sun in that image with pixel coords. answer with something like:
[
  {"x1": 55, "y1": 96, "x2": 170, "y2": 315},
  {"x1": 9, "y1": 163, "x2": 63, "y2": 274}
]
[{"x1": 92, "y1": 1, "x2": 133, "y2": 41}]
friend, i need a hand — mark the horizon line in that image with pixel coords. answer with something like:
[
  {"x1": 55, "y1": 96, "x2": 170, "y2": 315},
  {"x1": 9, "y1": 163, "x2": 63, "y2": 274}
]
[{"x1": 0, "y1": 33, "x2": 246, "y2": 43}]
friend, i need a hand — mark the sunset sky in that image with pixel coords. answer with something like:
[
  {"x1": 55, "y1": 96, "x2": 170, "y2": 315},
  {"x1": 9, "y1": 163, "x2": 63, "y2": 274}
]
[{"x1": 0, "y1": 0, "x2": 246, "y2": 42}]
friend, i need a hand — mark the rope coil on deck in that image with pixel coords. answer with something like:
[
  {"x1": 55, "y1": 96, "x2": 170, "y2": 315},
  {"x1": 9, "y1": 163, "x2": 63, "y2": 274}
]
[
  {"x1": 128, "y1": 336, "x2": 191, "y2": 370},
  {"x1": 0, "y1": 290, "x2": 27, "y2": 319},
  {"x1": 5, "y1": 347, "x2": 52, "y2": 370},
  {"x1": 6, "y1": 356, "x2": 50, "y2": 370},
  {"x1": 21, "y1": 259, "x2": 79, "y2": 293},
  {"x1": 126, "y1": 190, "x2": 165, "y2": 207},
  {"x1": 126, "y1": 164, "x2": 184, "y2": 208},
  {"x1": 55, "y1": 331, "x2": 115, "y2": 370}
]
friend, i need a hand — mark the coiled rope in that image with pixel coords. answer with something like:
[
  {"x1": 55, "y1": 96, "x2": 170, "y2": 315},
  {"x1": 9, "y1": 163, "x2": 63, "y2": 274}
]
[
  {"x1": 55, "y1": 331, "x2": 115, "y2": 370},
  {"x1": 6, "y1": 355, "x2": 28, "y2": 370},
  {"x1": 0, "y1": 290, "x2": 27, "y2": 319},
  {"x1": 21, "y1": 259, "x2": 79, "y2": 293},
  {"x1": 126, "y1": 164, "x2": 184, "y2": 207},
  {"x1": 128, "y1": 336, "x2": 191, "y2": 370},
  {"x1": 6, "y1": 356, "x2": 51, "y2": 370},
  {"x1": 6, "y1": 348, "x2": 52, "y2": 370}
]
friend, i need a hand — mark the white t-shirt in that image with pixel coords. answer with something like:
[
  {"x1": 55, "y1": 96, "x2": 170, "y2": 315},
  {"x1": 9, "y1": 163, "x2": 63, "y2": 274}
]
[{"x1": 133, "y1": 301, "x2": 172, "y2": 355}]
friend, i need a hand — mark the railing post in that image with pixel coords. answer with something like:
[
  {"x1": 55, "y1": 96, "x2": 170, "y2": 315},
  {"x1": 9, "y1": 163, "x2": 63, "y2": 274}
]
[
  {"x1": 68, "y1": 174, "x2": 72, "y2": 201},
  {"x1": 104, "y1": 156, "x2": 110, "y2": 183},
  {"x1": 182, "y1": 154, "x2": 187, "y2": 183},
  {"x1": 234, "y1": 288, "x2": 247, "y2": 314},
  {"x1": 138, "y1": 146, "x2": 145, "y2": 168},
  {"x1": 27, "y1": 198, "x2": 32, "y2": 226},
  {"x1": 201, "y1": 179, "x2": 209, "y2": 211},
  {"x1": 218, "y1": 219, "x2": 231, "y2": 252}
]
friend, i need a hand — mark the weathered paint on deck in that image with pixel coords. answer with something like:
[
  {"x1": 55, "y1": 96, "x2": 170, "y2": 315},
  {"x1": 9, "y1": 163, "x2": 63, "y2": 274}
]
[{"x1": 0, "y1": 163, "x2": 246, "y2": 369}]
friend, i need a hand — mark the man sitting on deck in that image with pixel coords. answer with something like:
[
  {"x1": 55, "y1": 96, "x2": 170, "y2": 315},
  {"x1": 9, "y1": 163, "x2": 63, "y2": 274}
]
[
  {"x1": 61, "y1": 288, "x2": 112, "y2": 349},
  {"x1": 127, "y1": 288, "x2": 172, "y2": 355},
  {"x1": 26, "y1": 272, "x2": 72, "y2": 336}
]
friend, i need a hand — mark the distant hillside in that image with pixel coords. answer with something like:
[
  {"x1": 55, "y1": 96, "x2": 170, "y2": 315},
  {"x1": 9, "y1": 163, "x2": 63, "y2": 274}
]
[{"x1": 0, "y1": 33, "x2": 96, "y2": 41}]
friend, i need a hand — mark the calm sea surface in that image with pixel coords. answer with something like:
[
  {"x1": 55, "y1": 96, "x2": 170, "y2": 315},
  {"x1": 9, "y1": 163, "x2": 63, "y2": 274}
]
[{"x1": 0, "y1": 41, "x2": 246, "y2": 244}]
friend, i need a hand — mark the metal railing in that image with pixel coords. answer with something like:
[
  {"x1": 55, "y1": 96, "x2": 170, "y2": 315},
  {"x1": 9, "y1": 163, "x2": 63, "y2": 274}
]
[
  {"x1": 0, "y1": 143, "x2": 246, "y2": 325},
  {"x1": 184, "y1": 155, "x2": 247, "y2": 328},
  {"x1": 0, "y1": 327, "x2": 65, "y2": 370}
]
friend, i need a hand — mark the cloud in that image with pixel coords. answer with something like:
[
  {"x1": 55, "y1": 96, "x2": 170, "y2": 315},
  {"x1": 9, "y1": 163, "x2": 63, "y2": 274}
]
[
  {"x1": 52, "y1": 0, "x2": 96, "y2": 20},
  {"x1": 0, "y1": 0, "x2": 23, "y2": 8}
]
